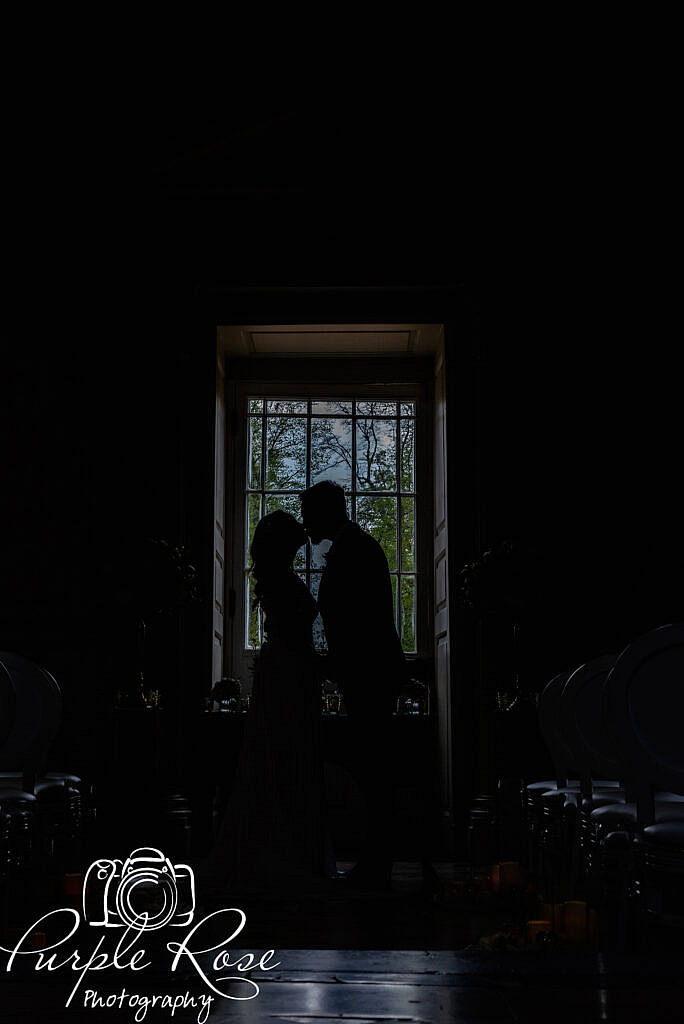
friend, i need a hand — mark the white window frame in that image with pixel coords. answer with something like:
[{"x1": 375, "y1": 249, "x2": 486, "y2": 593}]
[{"x1": 226, "y1": 377, "x2": 432, "y2": 688}]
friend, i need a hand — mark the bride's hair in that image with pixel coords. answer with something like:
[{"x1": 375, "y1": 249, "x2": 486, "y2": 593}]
[{"x1": 250, "y1": 510, "x2": 307, "y2": 604}]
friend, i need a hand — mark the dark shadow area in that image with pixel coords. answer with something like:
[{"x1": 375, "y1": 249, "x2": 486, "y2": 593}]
[{"x1": 2, "y1": 69, "x2": 683, "y2": 1023}]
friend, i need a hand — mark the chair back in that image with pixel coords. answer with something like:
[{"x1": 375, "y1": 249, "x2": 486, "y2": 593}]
[
  {"x1": 558, "y1": 653, "x2": 619, "y2": 794},
  {"x1": 0, "y1": 661, "x2": 16, "y2": 751},
  {"x1": 538, "y1": 669, "x2": 574, "y2": 785},
  {"x1": 0, "y1": 652, "x2": 63, "y2": 787},
  {"x1": 604, "y1": 622, "x2": 684, "y2": 825}
]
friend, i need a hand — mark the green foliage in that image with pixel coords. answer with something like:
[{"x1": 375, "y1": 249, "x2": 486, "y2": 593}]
[{"x1": 247, "y1": 400, "x2": 417, "y2": 652}]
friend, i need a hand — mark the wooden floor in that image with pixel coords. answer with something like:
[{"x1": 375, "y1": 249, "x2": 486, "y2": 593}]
[
  {"x1": 1, "y1": 863, "x2": 683, "y2": 1022},
  {"x1": 1, "y1": 948, "x2": 683, "y2": 1022}
]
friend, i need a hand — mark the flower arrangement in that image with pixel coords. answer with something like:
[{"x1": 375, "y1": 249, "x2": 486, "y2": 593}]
[
  {"x1": 456, "y1": 539, "x2": 517, "y2": 613},
  {"x1": 142, "y1": 538, "x2": 202, "y2": 615},
  {"x1": 210, "y1": 677, "x2": 242, "y2": 702},
  {"x1": 111, "y1": 537, "x2": 202, "y2": 710}
]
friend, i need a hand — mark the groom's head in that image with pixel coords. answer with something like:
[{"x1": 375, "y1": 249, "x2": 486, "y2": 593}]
[{"x1": 299, "y1": 480, "x2": 348, "y2": 544}]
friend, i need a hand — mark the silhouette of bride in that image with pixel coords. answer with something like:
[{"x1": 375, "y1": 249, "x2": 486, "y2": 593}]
[{"x1": 205, "y1": 510, "x2": 326, "y2": 894}]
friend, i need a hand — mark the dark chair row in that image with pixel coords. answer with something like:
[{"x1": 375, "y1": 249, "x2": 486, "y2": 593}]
[
  {"x1": 523, "y1": 622, "x2": 684, "y2": 948},
  {"x1": 0, "y1": 652, "x2": 93, "y2": 929}
]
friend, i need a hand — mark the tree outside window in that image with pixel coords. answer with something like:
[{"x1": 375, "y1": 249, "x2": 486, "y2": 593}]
[{"x1": 245, "y1": 399, "x2": 417, "y2": 653}]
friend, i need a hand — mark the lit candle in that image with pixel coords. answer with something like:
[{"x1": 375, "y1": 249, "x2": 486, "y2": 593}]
[
  {"x1": 500, "y1": 861, "x2": 522, "y2": 891},
  {"x1": 562, "y1": 900, "x2": 588, "y2": 941},
  {"x1": 527, "y1": 920, "x2": 552, "y2": 944},
  {"x1": 553, "y1": 903, "x2": 564, "y2": 933},
  {"x1": 63, "y1": 873, "x2": 84, "y2": 896},
  {"x1": 444, "y1": 881, "x2": 465, "y2": 905},
  {"x1": 539, "y1": 902, "x2": 554, "y2": 925}
]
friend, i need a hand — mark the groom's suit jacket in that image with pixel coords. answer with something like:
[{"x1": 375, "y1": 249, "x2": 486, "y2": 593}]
[{"x1": 317, "y1": 521, "x2": 406, "y2": 713}]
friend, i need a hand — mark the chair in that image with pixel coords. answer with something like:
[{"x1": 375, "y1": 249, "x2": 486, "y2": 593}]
[
  {"x1": 535, "y1": 657, "x2": 622, "y2": 804},
  {"x1": 587, "y1": 625, "x2": 684, "y2": 845},
  {"x1": 554, "y1": 654, "x2": 625, "y2": 896},
  {"x1": 526, "y1": 659, "x2": 622, "y2": 899},
  {"x1": 558, "y1": 654, "x2": 623, "y2": 802},
  {"x1": 522, "y1": 670, "x2": 574, "y2": 886},
  {"x1": 536, "y1": 669, "x2": 577, "y2": 790},
  {"x1": 0, "y1": 660, "x2": 16, "y2": 752},
  {"x1": 0, "y1": 652, "x2": 86, "y2": 857},
  {"x1": 0, "y1": 657, "x2": 41, "y2": 883},
  {"x1": 602, "y1": 622, "x2": 684, "y2": 943},
  {"x1": 0, "y1": 661, "x2": 39, "y2": 927},
  {"x1": 0, "y1": 652, "x2": 63, "y2": 792}
]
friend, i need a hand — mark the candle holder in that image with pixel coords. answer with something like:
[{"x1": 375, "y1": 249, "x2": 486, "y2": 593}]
[
  {"x1": 553, "y1": 901, "x2": 599, "y2": 944},
  {"x1": 488, "y1": 861, "x2": 524, "y2": 894},
  {"x1": 395, "y1": 678, "x2": 430, "y2": 715},
  {"x1": 63, "y1": 873, "x2": 84, "y2": 897},
  {"x1": 526, "y1": 919, "x2": 553, "y2": 944},
  {"x1": 3, "y1": 929, "x2": 46, "y2": 950},
  {"x1": 500, "y1": 861, "x2": 523, "y2": 891},
  {"x1": 210, "y1": 677, "x2": 242, "y2": 712}
]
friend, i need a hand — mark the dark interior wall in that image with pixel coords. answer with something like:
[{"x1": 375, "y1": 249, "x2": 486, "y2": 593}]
[
  {"x1": 4, "y1": 310, "x2": 214, "y2": 778},
  {"x1": 3, "y1": 89, "x2": 681, "y2": 818},
  {"x1": 474, "y1": 292, "x2": 683, "y2": 734},
  {"x1": 4, "y1": 288, "x2": 681, "y2": 812}
]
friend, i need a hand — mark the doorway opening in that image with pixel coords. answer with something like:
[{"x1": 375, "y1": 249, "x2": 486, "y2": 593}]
[{"x1": 213, "y1": 323, "x2": 454, "y2": 852}]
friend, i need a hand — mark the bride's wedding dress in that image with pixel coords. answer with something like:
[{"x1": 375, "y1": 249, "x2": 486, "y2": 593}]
[{"x1": 205, "y1": 570, "x2": 326, "y2": 895}]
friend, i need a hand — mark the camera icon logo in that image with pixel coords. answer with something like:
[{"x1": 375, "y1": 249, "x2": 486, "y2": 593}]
[{"x1": 83, "y1": 847, "x2": 196, "y2": 931}]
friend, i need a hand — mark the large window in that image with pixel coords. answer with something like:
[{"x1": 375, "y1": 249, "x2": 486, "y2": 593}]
[{"x1": 244, "y1": 398, "x2": 418, "y2": 653}]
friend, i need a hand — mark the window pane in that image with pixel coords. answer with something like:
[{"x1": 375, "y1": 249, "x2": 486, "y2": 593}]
[
  {"x1": 312, "y1": 613, "x2": 326, "y2": 652},
  {"x1": 356, "y1": 495, "x2": 398, "y2": 569},
  {"x1": 400, "y1": 417, "x2": 415, "y2": 491},
  {"x1": 311, "y1": 417, "x2": 352, "y2": 490},
  {"x1": 266, "y1": 416, "x2": 307, "y2": 490},
  {"x1": 400, "y1": 497, "x2": 415, "y2": 571},
  {"x1": 245, "y1": 571, "x2": 261, "y2": 649},
  {"x1": 246, "y1": 493, "x2": 262, "y2": 563},
  {"x1": 264, "y1": 494, "x2": 306, "y2": 568},
  {"x1": 248, "y1": 416, "x2": 262, "y2": 490},
  {"x1": 307, "y1": 572, "x2": 327, "y2": 651},
  {"x1": 311, "y1": 538, "x2": 332, "y2": 569},
  {"x1": 242, "y1": 393, "x2": 419, "y2": 656},
  {"x1": 357, "y1": 401, "x2": 397, "y2": 416},
  {"x1": 390, "y1": 573, "x2": 398, "y2": 630},
  {"x1": 356, "y1": 419, "x2": 396, "y2": 491},
  {"x1": 311, "y1": 400, "x2": 352, "y2": 415},
  {"x1": 267, "y1": 400, "x2": 307, "y2": 415},
  {"x1": 401, "y1": 575, "x2": 416, "y2": 652}
]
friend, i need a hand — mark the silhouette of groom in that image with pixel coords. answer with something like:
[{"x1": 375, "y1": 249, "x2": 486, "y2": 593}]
[{"x1": 300, "y1": 480, "x2": 406, "y2": 890}]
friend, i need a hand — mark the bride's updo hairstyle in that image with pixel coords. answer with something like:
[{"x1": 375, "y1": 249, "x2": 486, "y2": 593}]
[{"x1": 250, "y1": 510, "x2": 307, "y2": 604}]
